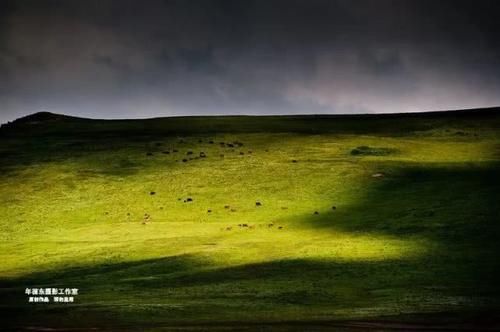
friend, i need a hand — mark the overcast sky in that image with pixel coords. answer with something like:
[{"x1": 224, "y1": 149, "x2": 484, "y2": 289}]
[{"x1": 1, "y1": 0, "x2": 500, "y2": 123}]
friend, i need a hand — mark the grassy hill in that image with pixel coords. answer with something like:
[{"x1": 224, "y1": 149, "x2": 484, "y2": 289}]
[{"x1": 1, "y1": 108, "x2": 500, "y2": 330}]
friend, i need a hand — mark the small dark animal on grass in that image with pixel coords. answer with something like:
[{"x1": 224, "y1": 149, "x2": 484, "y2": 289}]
[
  {"x1": 227, "y1": 143, "x2": 234, "y2": 148},
  {"x1": 314, "y1": 211, "x2": 319, "y2": 215},
  {"x1": 187, "y1": 151, "x2": 193, "y2": 155},
  {"x1": 224, "y1": 205, "x2": 230, "y2": 209},
  {"x1": 332, "y1": 206, "x2": 336, "y2": 210},
  {"x1": 182, "y1": 159, "x2": 188, "y2": 162},
  {"x1": 207, "y1": 209, "x2": 212, "y2": 213},
  {"x1": 292, "y1": 159, "x2": 297, "y2": 163},
  {"x1": 200, "y1": 152, "x2": 206, "y2": 158},
  {"x1": 150, "y1": 191, "x2": 156, "y2": 195},
  {"x1": 256, "y1": 201, "x2": 262, "y2": 206},
  {"x1": 240, "y1": 152, "x2": 244, "y2": 155},
  {"x1": 186, "y1": 198, "x2": 193, "y2": 202}
]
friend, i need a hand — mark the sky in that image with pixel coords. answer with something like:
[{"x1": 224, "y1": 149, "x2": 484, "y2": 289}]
[{"x1": 1, "y1": 0, "x2": 500, "y2": 123}]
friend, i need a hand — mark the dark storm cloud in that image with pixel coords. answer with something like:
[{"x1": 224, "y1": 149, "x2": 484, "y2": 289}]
[{"x1": 1, "y1": 0, "x2": 500, "y2": 122}]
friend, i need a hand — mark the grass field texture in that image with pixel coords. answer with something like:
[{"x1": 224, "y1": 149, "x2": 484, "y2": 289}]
[{"x1": 1, "y1": 110, "x2": 499, "y2": 329}]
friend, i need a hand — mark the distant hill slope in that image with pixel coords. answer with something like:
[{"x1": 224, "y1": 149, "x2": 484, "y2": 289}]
[{"x1": 1, "y1": 107, "x2": 500, "y2": 137}]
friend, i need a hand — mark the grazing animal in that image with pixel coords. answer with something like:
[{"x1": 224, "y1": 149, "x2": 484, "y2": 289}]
[
  {"x1": 226, "y1": 227, "x2": 232, "y2": 231},
  {"x1": 224, "y1": 205, "x2": 230, "y2": 209},
  {"x1": 332, "y1": 206, "x2": 337, "y2": 210},
  {"x1": 292, "y1": 159, "x2": 297, "y2": 163},
  {"x1": 150, "y1": 191, "x2": 156, "y2": 195},
  {"x1": 239, "y1": 152, "x2": 244, "y2": 155},
  {"x1": 314, "y1": 211, "x2": 319, "y2": 215},
  {"x1": 186, "y1": 151, "x2": 193, "y2": 155},
  {"x1": 256, "y1": 201, "x2": 262, "y2": 206},
  {"x1": 278, "y1": 226, "x2": 283, "y2": 229},
  {"x1": 227, "y1": 143, "x2": 234, "y2": 148},
  {"x1": 242, "y1": 223, "x2": 248, "y2": 227},
  {"x1": 182, "y1": 159, "x2": 188, "y2": 162},
  {"x1": 268, "y1": 223, "x2": 274, "y2": 228},
  {"x1": 186, "y1": 197, "x2": 193, "y2": 202},
  {"x1": 207, "y1": 209, "x2": 212, "y2": 213}
]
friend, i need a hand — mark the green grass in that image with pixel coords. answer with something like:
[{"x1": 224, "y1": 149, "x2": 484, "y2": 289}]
[{"x1": 1, "y1": 110, "x2": 500, "y2": 329}]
